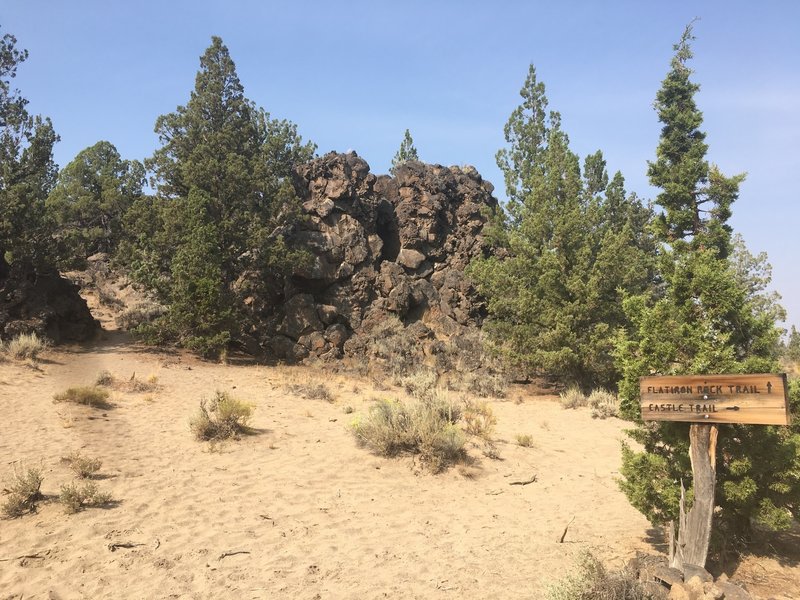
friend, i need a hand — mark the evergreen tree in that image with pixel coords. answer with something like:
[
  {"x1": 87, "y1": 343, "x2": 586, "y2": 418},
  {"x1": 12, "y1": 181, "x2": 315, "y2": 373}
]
[
  {"x1": 615, "y1": 24, "x2": 799, "y2": 544},
  {"x1": 785, "y1": 326, "x2": 800, "y2": 363},
  {"x1": 47, "y1": 141, "x2": 144, "y2": 269},
  {"x1": 0, "y1": 28, "x2": 59, "y2": 274},
  {"x1": 469, "y1": 65, "x2": 653, "y2": 388},
  {"x1": 127, "y1": 36, "x2": 315, "y2": 357},
  {"x1": 390, "y1": 129, "x2": 419, "y2": 174}
]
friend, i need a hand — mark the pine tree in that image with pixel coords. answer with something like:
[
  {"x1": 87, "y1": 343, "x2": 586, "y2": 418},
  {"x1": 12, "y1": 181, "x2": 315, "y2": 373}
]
[
  {"x1": 469, "y1": 66, "x2": 653, "y2": 388},
  {"x1": 615, "y1": 24, "x2": 799, "y2": 544},
  {"x1": 786, "y1": 326, "x2": 800, "y2": 363},
  {"x1": 390, "y1": 129, "x2": 419, "y2": 174},
  {"x1": 47, "y1": 141, "x2": 144, "y2": 269},
  {"x1": 0, "y1": 28, "x2": 59, "y2": 274},
  {"x1": 127, "y1": 36, "x2": 315, "y2": 357}
]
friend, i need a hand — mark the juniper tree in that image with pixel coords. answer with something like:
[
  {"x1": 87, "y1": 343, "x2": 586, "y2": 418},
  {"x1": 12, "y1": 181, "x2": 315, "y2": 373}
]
[
  {"x1": 390, "y1": 129, "x2": 419, "y2": 174},
  {"x1": 47, "y1": 141, "x2": 144, "y2": 269},
  {"x1": 0, "y1": 28, "x2": 59, "y2": 274},
  {"x1": 469, "y1": 65, "x2": 653, "y2": 388},
  {"x1": 615, "y1": 24, "x2": 799, "y2": 545},
  {"x1": 126, "y1": 36, "x2": 315, "y2": 357}
]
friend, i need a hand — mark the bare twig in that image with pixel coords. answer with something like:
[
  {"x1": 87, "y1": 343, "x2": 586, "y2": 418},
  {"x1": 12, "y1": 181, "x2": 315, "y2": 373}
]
[
  {"x1": 558, "y1": 516, "x2": 576, "y2": 543},
  {"x1": 218, "y1": 550, "x2": 251, "y2": 560}
]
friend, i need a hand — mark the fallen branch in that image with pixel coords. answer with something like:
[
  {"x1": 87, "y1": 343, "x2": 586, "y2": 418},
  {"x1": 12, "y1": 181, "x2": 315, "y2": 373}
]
[
  {"x1": 510, "y1": 474, "x2": 537, "y2": 486},
  {"x1": 0, "y1": 553, "x2": 44, "y2": 562},
  {"x1": 108, "y1": 542, "x2": 144, "y2": 552},
  {"x1": 218, "y1": 550, "x2": 251, "y2": 561},
  {"x1": 558, "y1": 516, "x2": 576, "y2": 543}
]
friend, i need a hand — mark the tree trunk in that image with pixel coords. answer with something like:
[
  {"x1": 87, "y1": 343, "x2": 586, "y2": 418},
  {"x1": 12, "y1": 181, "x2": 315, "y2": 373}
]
[{"x1": 669, "y1": 424, "x2": 718, "y2": 571}]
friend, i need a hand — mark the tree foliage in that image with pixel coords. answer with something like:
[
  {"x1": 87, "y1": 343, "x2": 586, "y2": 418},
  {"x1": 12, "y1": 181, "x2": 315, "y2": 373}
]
[
  {"x1": 615, "y1": 24, "x2": 798, "y2": 544},
  {"x1": 0, "y1": 28, "x2": 59, "y2": 272},
  {"x1": 390, "y1": 128, "x2": 419, "y2": 174},
  {"x1": 46, "y1": 141, "x2": 144, "y2": 269},
  {"x1": 469, "y1": 65, "x2": 653, "y2": 388},
  {"x1": 121, "y1": 36, "x2": 315, "y2": 357}
]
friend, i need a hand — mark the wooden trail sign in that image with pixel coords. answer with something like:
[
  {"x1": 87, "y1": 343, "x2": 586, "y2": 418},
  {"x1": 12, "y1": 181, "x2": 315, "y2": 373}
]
[
  {"x1": 639, "y1": 373, "x2": 792, "y2": 573},
  {"x1": 639, "y1": 373, "x2": 790, "y2": 426}
]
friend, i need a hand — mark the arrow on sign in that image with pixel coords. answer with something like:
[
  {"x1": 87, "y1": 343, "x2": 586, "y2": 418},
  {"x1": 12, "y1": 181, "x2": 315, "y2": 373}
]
[
  {"x1": 767, "y1": 382, "x2": 773, "y2": 394},
  {"x1": 725, "y1": 406, "x2": 741, "y2": 411}
]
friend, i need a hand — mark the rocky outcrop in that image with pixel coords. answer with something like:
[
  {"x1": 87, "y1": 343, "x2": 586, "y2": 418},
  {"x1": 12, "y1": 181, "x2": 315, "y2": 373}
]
[
  {"x1": 248, "y1": 152, "x2": 500, "y2": 363},
  {"x1": 0, "y1": 261, "x2": 98, "y2": 343}
]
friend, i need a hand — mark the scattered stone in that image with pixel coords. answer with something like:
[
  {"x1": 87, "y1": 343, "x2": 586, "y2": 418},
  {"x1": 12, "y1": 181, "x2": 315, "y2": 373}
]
[
  {"x1": 683, "y1": 564, "x2": 714, "y2": 584},
  {"x1": 653, "y1": 566, "x2": 685, "y2": 588},
  {"x1": 713, "y1": 580, "x2": 753, "y2": 600}
]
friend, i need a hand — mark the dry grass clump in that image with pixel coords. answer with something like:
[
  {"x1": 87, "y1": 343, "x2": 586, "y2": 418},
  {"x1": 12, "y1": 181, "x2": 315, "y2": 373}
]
[
  {"x1": 287, "y1": 382, "x2": 334, "y2": 402},
  {"x1": 588, "y1": 389, "x2": 618, "y2": 419},
  {"x1": 1, "y1": 465, "x2": 44, "y2": 518},
  {"x1": 559, "y1": 386, "x2": 588, "y2": 409},
  {"x1": 515, "y1": 433, "x2": 534, "y2": 447},
  {"x1": 53, "y1": 386, "x2": 111, "y2": 409},
  {"x1": 462, "y1": 400, "x2": 496, "y2": 439},
  {"x1": 63, "y1": 452, "x2": 102, "y2": 478},
  {"x1": 2, "y1": 332, "x2": 48, "y2": 361},
  {"x1": 351, "y1": 396, "x2": 466, "y2": 473},
  {"x1": 190, "y1": 391, "x2": 253, "y2": 441},
  {"x1": 59, "y1": 481, "x2": 112, "y2": 514},
  {"x1": 95, "y1": 370, "x2": 158, "y2": 393},
  {"x1": 546, "y1": 550, "x2": 655, "y2": 600}
]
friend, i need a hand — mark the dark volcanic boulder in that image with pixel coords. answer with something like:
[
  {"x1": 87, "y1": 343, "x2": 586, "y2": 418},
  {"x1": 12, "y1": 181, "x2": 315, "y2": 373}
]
[
  {"x1": 0, "y1": 262, "x2": 98, "y2": 343},
  {"x1": 252, "y1": 151, "x2": 501, "y2": 363}
]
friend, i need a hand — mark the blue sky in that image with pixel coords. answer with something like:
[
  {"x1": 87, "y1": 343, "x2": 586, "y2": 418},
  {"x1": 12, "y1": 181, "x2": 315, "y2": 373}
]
[{"x1": 4, "y1": 0, "x2": 799, "y2": 329}]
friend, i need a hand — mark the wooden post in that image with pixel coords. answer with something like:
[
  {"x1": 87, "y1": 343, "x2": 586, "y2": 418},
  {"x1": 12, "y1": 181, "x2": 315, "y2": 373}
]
[{"x1": 669, "y1": 423, "x2": 718, "y2": 571}]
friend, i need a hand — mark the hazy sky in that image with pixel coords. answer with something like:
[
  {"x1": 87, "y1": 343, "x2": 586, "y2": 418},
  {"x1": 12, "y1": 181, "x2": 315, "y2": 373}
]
[{"x1": 4, "y1": 0, "x2": 799, "y2": 329}]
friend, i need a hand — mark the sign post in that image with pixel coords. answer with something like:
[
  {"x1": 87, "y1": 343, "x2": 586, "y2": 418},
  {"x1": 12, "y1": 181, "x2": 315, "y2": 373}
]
[{"x1": 639, "y1": 373, "x2": 791, "y2": 572}]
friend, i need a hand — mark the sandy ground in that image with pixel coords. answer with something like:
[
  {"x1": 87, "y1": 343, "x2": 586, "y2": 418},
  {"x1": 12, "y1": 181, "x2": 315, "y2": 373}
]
[{"x1": 1, "y1": 335, "x2": 798, "y2": 599}]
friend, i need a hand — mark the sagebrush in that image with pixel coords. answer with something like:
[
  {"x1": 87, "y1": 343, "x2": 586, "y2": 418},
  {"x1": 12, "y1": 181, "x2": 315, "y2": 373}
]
[
  {"x1": 462, "y1": 400, "x2": 496, "y2": 439},
  {"x1": 1, "y1": 465, "x2": 44, "y2": 518},
  {"x1": 63, "y1": 452, "x2": 102, "y2": 478},
  {"x1": 351, "y1": 396, "x2": 466, "y2": 473},
  {"x1": 546, "y1": 551, "x2": 655, "y2": 600},
  {"x1": 190, "y1": 391, "x2": 253, "y2": 441},
  {"x1": 59, "y1": 481, "x2": 112, "y2": 513}
]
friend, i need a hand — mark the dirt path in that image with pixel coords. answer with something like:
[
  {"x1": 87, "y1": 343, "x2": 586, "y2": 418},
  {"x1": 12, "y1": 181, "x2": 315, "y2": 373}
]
[{"x1": 1, "y1": 339, "x2": 796, "y2": 599}]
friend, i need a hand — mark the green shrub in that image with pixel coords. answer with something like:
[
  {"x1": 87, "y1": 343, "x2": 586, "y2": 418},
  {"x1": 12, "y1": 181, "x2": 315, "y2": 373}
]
[
  {"x1": 3, "y1": 332, "x2": 47, "y2": 361},
  {"x1": 351, "y1": 396, "x2": 466, "y2": 473},
  {"x1": 59, "y1": 481, "x2": 112, "y2": 514},
  {"x1": 546, "y1": 551, "x2": 655, "y2": 600},
  {"x1": 559, "y1": 386, "x2": 587, "y2": 409},
  {"x1": 53, "y1": 386, "x2": 111, "y2": 409},
  {"x1": 1, "y1": 465, "x2": 44, "y2": 518},
  {"x1": 190, "y1": 391, "x2": 253, "y2": 441}
]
